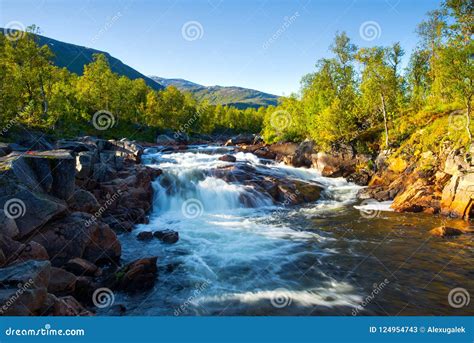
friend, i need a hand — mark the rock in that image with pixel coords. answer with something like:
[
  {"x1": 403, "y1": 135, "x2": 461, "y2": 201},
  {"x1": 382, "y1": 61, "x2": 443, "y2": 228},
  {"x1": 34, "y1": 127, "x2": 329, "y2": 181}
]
[
  {"x1": 391, "y1": 179, "x2": 439, "y2": 213},
  {"x1": 429, "y1": 226, "x2": 470, "y2": 237},
  {"x1": 268, "y1": 142, "x2": 299, "y2": 157},
  {"x1": 76, "y1": 151, "x2": 97, "y2": 179},
  {"x1": 0, "y1": 143, "x2": 12, "y2": 157},
  {"x1": 0, "y1": 209, "x2": 19, "y2": 238},
  {"x1": 225, "y1": 134, "x2": 257, "y2": 146},
  {"x1": 0, "y1": 184, "x2": 67, "y2": 238},
  {"x1": 108, "y1": 257, "x2": 158, "y2": 292},
  {"x1": 156, "y1": 134, "x2": 176, "y2": 145},
  {"x1": 0, "y1": 260, "x2": 51, "y2": 315},
  {"x1": 347, "y1": 170, "x2": 371, "y2": 186},
  {"x1": 441, "y1": 172, "x2": 474, "y2": 220},
  {"x1": 31, "y1": 212, "x2": 121, "y2": 266},
  {"x1": 291, "y1": 140, "x2": 315, "y2": 168},
  {"x1": 218, "y1": 154, "x2": 237, "y2": 163},
  {"x1": 64, "y1": 258, "x2": 101, "y2": 277},
  {"x1": 47, "y1": 267, "x2": 76, "y2": 295},
  {"x1": 312, "y1": 144, "x2": 356, "y2": 177},
  {"x1": 92, "y1": 162, "x2": 116, "y2": 182},
  {"x1": 252, "y1": 147, "x2": 277, "y2": 160},
  {"x1": 137, "y1": 231, "x2": 154, "y2": 241},
  {"x1": 0, "y1": 235, "x2": 49, "y2": 266},
  {"x1": 56, "y1": 139, "x2": 92, "y2": 153},
  {"x1": 0, "y1": 248, "x2": 6, "y2": 267},
  {"x1": 443, "y1": 150, "x2": 470, "y2": 175},
  {"x1": 68, "y1": 189, "x2": 100, "y2": 214},
  {"x1": 41, "y1": 294, "x2": 92, "y2": 316},
  {"x1": 153, "y1": 230, "x2": 179, "y2": 244}
]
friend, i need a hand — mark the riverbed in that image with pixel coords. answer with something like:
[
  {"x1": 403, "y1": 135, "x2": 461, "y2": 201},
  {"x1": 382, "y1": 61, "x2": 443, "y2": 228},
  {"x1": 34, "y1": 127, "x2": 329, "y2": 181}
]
[{"x1": 113, "y1": 145, "x2": 474, "y2": 316}]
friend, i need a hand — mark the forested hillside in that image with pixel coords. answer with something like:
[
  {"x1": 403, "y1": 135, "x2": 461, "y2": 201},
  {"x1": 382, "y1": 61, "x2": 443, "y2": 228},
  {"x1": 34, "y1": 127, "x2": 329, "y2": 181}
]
[
  {"x1": 0, "y1": 0, "x2": 472, "y2": 152},
  {"x1": 150, "y1": 76, "x2": 279, "y2": 109}
]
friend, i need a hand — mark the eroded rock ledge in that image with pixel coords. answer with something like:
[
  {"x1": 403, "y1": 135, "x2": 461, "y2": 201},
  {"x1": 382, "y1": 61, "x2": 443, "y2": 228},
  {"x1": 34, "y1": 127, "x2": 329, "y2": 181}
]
[
  {"x1": 229, "y1": 136, "x2": 473, "y2": 221},
  {"x1": 0, "y1": 137, "x2": 161, "y2": 315}
]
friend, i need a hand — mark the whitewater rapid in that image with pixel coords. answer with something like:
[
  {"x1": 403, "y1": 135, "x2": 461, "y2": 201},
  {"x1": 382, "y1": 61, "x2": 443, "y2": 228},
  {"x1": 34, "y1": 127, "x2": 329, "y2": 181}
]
[{"x1": 113, "y1": 145, "x2": 370, "y2": 315}]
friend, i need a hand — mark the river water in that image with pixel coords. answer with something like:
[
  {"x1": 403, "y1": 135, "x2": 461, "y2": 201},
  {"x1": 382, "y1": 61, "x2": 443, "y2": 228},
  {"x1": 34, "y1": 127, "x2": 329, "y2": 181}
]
[{"x1": 115, "y1": 145, "x2": 474, "y2": 316}]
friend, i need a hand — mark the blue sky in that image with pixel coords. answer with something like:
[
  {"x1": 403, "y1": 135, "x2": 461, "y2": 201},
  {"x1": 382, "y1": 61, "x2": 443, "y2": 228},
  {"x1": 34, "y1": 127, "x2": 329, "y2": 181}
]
[{"x1": 1, "y1": 0, "x2": 441, "y2": 95}]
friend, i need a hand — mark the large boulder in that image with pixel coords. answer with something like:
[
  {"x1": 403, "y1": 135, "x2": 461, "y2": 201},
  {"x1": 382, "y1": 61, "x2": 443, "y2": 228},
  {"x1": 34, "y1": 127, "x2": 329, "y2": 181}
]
[
  {"x1": 153, "y1": 230, "x2": 179, "y2": 244},
  {"x1": 30, "y1": 212, "x2": 121, "y2": 267},
  {"x1": 0, "y1": 260, "x2": 51, "y2": 315},
  {"x1": 47, "y1": 267, "x2": 77, "y2": 295},
  {"x1": 0, "y1": 185, "x2": 67, "y2": 238},
  {"x1": 0, "y1": 235, "x2": 49, "y2": 266},
  {"x1": 429, "y1": 226, "x2": 472, "y2": 238},
  {"x1": 64, "y1": 258, "x2": 101, "y2": 277},
  {"x1": 0, "y1": 210, "x2": 19, "y2": 238},
  {"x1": 40, "y1": 294, "x2": 92, "y2": 316},
  {"x1": 107, "y1": 257, "x2": 158, "y2": 292},
  {"x1": 441, "y1": 171, "x2": 474, "y2": 219},
  {"x1": 218, "y1": 154, "x2": 237, "y2": 163},
  {"x1": 391, "y1": 179, "x2": 440, "y2": 214},
  {"x1": 68, "y1": 189, "x2": 100, "y2": 214}
]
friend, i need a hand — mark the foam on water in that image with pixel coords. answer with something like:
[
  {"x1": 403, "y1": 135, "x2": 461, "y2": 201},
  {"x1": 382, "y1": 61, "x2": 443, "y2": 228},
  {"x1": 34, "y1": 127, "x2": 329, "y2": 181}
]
[{"x1": 128, "y1": 146, "x2": 366, "y2": 315}]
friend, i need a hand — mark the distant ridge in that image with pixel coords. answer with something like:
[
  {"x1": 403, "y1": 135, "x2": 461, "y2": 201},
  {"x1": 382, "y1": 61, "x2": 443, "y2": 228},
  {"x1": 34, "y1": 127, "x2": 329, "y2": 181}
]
[
  {"x1": 151, "y1": 76, "x2": 279, "y2": 109},
  {"x1": 0, "y1": 29, "x2": 163, "y2": 90}
]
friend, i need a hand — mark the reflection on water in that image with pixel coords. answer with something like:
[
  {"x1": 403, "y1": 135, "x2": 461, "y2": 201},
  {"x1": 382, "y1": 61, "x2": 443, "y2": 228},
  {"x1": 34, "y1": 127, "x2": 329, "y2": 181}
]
[{"x1": 114, "y1": 146, "x2": 474, "y2": 316}]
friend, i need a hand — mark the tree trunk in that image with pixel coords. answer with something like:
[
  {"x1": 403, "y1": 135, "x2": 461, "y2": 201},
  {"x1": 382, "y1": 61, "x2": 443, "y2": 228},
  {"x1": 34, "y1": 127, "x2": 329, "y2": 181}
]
[{"x1": 380, "y1": 93, "x2": 389, "y2": 148}]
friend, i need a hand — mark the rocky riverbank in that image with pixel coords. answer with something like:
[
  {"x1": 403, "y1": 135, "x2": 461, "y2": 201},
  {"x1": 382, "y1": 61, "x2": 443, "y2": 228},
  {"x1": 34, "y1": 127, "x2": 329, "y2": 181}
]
[
  {"x1": 0, "y1": 137, "x2": 160, "y2": 315},
  {"x1": 0, "y1": 132, "x2": 472, "y2": 316},
  {"x1": 219, "y1": 134, "x2": 473, "y2": 222}
]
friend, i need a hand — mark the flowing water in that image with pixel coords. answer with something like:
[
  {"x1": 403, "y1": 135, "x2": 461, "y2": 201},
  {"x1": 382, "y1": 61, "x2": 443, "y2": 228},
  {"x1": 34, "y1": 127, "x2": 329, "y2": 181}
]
[{"x1": 115, "y1": 145, "x2": 474, "y2": 316}]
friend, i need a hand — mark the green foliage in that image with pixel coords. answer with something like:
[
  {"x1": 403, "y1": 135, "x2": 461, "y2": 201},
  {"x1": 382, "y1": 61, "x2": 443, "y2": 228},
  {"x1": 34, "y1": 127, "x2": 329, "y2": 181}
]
[
  {"x1": 0, "y1": 28, "x2": 264, "y2": 142},
  {"x1": 259, "y1": 0, "x2": 472, "y2": 152}
]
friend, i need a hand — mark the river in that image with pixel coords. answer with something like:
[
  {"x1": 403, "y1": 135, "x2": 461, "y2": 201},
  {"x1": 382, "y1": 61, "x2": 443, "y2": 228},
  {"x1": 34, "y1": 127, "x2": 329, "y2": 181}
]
[{"x1": 113, "y1": 145, "x2": 473, "y2": 316}]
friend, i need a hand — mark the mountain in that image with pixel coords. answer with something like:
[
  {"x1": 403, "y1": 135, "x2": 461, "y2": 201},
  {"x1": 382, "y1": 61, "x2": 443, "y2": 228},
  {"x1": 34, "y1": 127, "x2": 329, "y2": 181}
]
[
  {"x1": 1, "y1": 29, "x2": 163, "y2": 90},
  {"x1": 150, "y1": 77, "x2": 279, "y2": 109}
]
